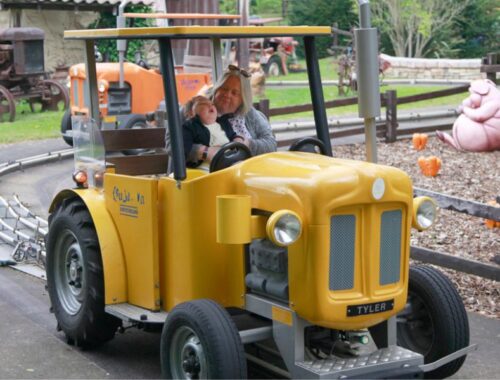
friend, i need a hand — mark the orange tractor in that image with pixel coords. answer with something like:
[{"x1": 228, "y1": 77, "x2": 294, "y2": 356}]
[{"x1": 61, "y1": 62, "x2": 210, "y2": 146}]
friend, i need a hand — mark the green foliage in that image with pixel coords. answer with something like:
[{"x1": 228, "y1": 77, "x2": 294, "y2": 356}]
[
  {"x1": 219, "y1": 0, "x2": 238, "y2": 14},
  {"x1": 87, "y1": 5, "x2": 152, "y2": 62},
  {"x1": 250, "y1": 0, "x2": 282, "y2": 16},
  {"x1": 288, "y1": 0, "x2": 357, "y2": 59},
  {"x1": 455, "y1": 0, "x2": 500, "y2": 58},
  {"x1": 220, "y1": 0, "x2": 282, "y2": 17},
  {"x1": 373, "y1": 0, "x2": 498, "y2": 58}
]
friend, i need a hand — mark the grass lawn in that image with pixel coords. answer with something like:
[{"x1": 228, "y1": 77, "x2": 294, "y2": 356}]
[
  {"x1": 261, "y1": 57, "x2": 466, "y2": 121},
  {"x1": 0, "y1": 101, "x2": 63, "y2": 144}
]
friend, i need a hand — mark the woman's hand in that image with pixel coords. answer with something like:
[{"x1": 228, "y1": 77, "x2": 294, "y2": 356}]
[{"x1": 233, "y1": 136, "x2": 251, "y2": 147}]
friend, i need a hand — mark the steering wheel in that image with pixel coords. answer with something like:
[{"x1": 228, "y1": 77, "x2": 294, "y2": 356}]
[
  {"x1": 209, "y1": 142, "x2": 252, "y2": 173},
  {"x1": 289, "y1": 137, "x2": 328, "y2": 155}
]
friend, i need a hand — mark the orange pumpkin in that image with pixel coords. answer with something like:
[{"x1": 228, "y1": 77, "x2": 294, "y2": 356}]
[
  {"x1": 418, "y1": 156, "x2": 441, "y2": 177},
  {"x1": 412, "y1": 133, "x2": 428, "y2": 151},
  {"x1": 485, "y1": 200, "x2": 500, "y2": 229}
]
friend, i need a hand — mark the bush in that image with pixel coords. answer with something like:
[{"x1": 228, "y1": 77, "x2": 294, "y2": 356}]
[{"x1": 87, "y1": 5, "x2": 152, "y2": 62}]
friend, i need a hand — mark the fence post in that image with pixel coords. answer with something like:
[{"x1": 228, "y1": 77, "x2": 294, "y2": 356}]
[
  {"x1": 385, "y1": 90, "x2": 398, "y2": 143},
  {"x1": 257, "y1": 98, "x2": 270, "y2": 120},
  {"x1": 486, "y1": 53, "x2": 498, "y2": 84}
]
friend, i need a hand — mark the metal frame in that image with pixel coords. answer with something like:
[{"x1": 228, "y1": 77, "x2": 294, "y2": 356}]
[{"x1": 79, "y1": 27, "x2": 332, "y2": 182}]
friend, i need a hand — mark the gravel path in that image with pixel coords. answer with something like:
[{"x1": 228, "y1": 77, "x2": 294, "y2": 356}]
[{"x1": 334, "y1": 136, "x2": 499, "y2": 319}]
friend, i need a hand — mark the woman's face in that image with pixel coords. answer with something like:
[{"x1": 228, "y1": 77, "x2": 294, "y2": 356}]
[{"x1": 214, "y1": 75, "x2": 243, "y2": 115}]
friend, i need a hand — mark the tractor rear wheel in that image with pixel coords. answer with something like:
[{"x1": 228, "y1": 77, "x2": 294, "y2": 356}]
[
  {"x1": 0, "y1": 85, "x2": 16, "y2": 122},
  {"x1": 264, "y1": 55, "x2": 284, "y2": 77},
  {"x1": 120, "y1": 114, "x2": 148, "y2": 155},
  {"x1": 46, "y1": 198, "x2": 120, "y2": 348},
  {"x1": 397, "y1": 265, "x2": 469, "y2": 378},
  {"x1": 161, "y1": 299, "x2": 247, "y2": 379}
]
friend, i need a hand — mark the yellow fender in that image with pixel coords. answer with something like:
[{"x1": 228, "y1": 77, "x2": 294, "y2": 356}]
[{"x1": 49, "y1": 189, "x2": 127, "y2": 305}]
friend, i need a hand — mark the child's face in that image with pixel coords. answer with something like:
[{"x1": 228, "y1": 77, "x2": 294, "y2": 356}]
[{"x1": 194, "y1": 99, "x2": 218, "y2": 124}]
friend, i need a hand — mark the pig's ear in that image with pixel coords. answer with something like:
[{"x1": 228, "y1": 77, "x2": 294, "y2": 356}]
[{"x1": 470, "y1": 80, "x2": 490, "y2": 95}]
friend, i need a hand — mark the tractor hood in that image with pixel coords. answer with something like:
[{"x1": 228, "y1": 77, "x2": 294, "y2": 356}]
[{"x1": 233, "y1": 152, "x2": 413, "y2": 225}]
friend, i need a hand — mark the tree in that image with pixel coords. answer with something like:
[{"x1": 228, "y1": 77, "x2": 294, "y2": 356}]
[
  {"x1": 87, "y1": 4, "x2": 152, "y2": 62},
  {"x1": 371, "y1": 0, "x2": 471, "y2": 58},
  {"x1": 289, "y1": 0, "x2": 357, "y2": 58},
  {"x1": 455, "y1": 0, "x2": 500, "y2": 58}
]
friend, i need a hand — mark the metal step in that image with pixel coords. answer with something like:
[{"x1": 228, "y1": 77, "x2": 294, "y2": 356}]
[
  {"x1": 296, "y1": 346, "x2": 422, "y2": 378},
  {"x1": 105, "y1": 303, "x2": 168, "y2": 324}
]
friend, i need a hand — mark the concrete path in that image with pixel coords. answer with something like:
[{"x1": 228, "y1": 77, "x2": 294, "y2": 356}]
[{"x1": 0, "y1": 136, "x2": 498, "y2": 379}]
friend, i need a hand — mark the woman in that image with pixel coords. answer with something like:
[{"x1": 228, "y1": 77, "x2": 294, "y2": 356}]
[{"x1": 186, "y1": 65, "x2": 277, "y2": 165}]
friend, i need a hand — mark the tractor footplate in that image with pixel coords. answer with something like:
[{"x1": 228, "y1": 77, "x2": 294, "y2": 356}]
[{"x1": 296, "y1": 346, "x2": 422, "y2": 378}]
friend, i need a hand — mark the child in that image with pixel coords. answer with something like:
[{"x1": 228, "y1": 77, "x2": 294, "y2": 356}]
[{"x1": 182, "y1": 96, "x2": 243, "y2": 167}]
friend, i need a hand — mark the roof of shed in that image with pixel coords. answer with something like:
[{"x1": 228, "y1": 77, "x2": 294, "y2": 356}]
[{"x1": 0, "y1": 0, "x2": 155, "y2": 11}]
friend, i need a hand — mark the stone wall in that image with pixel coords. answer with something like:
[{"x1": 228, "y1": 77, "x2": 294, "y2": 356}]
[
  {"x1": 0, "y1": 9, "x2": 98, "y2": 72},
  {"x1": 381, "y1": 54, "x2": 483, "y2": 81}
]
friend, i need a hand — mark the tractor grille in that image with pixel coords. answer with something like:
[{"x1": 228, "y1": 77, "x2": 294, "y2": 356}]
[
  {"x1": 72, "y1": 79, "x2": 79, "y2": 106},
  {"x1": 108, "y1": 82, "x2": 131, "y2": 115},
  {"x1": 379, "y1": 210, "x2": 402, "y2": 285},
  {"x1": 329, "y1": 215, "x2": 356, "y2": 291},
  {"x1": 329, "y1": 208, "x2": 403, "y2": 291}
]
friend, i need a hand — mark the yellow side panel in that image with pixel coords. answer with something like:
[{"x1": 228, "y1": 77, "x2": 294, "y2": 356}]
[
  {"x1": 104, "y1": 174, "x2": 160, "y2": 310},
  {"x1": 158, "y1": 171, "x2": 246, "y2": 312}
]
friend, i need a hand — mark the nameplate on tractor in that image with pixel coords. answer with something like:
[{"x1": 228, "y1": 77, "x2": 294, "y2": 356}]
[{"x1": 347, "y1": 300, "x2": 394, "y2": 317}]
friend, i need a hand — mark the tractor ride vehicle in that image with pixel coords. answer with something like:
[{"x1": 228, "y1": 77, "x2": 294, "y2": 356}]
[
  {"x1": 0, "y1": 27, "x2": 69, "y2": 123},
  {"x1": 46, "y1": 16, "x2": 474, "y2": 380}
]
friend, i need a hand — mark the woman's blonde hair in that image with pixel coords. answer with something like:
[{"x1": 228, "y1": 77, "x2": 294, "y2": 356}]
[{"x1": 211, "y1": 67, "x2": 252, "y2": 116}]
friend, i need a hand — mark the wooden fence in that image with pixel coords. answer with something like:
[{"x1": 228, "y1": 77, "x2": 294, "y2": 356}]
[{"x1": 255, "y1": 84, "x2": 469, "y2": 147}]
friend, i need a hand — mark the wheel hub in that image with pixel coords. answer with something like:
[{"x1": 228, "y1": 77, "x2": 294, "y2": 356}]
[
  {"x1": 68, "y1": 254, "x2": 82, "y2": 288},
  {"x1": 181, "y1": 337, "x2": 203, "y2": 377}
]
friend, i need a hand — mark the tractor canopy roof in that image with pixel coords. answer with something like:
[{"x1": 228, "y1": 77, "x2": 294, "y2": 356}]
[{"x1": 64, "y1": 25, "x2": 332, "y2": 40}]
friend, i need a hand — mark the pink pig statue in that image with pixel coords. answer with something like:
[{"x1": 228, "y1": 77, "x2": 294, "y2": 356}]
[{"x1": 436, "y1": 79, "x2": 500, "y2": 152}]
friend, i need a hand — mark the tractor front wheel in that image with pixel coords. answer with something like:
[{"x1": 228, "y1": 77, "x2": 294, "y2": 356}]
[
  {"x1": 46, "y1": 198, "x2": 120, "y2": 348},
  {"x1": 397, "y1": 265, "x2": 469, "y2": 378},
  {"x1": 60, "y1": 109, "x2": 73, "y2": 146},
  {"x1": 264, "y1": 55, "x2": 284, "y2": 77},
  {"x1": 161, "y1": 299, "x2": 247, "y2": 379}
]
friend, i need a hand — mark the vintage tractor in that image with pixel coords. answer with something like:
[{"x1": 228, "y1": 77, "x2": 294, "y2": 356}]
[
  {"x1": 0, "y1": 27, "x2": 69, "y2": 123},
  {"x1": 62, "y1": 61, "x2": 210, "y2": 145},
  {"x1": 46, "y1": 12, "x2": 475, "y2": 380}
]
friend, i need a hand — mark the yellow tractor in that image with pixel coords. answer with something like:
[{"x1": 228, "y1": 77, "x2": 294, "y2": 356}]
[{"x1": 46, "y1": 5, "x2": 474, "y2": 379}]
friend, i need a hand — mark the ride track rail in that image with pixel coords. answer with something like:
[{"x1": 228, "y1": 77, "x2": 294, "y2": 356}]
[{"x1": 0, "y1": 135, "x2": 498, "y2": 281}]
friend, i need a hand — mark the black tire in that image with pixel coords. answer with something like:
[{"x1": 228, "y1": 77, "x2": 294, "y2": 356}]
[
  {"x1": 119, "y1": 114, "x2": 148, "y2": 155},
  {"x1": 160, "y1": 299, "x2": 247, "y2": 379},
  {"x1": 61, "y1": 109, "x2": 73, "y2": 146},
  {"x1": 397, "y1": 265, "x2": 469, "y2": 379},
  {"x1": 264, "y1": 54, "x2": 283, "y2": 77},
  {"x1": 46, "y1": 198, "x2": 120, "y2": 348}
]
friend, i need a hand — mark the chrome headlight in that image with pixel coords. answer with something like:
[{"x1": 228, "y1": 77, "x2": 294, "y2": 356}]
[
  {"x1": 266, "y1": 210, "x2": 302, "y2": 246},
  {"x1": 412, "y1": 196, "x2": 438, "y2": 231}
]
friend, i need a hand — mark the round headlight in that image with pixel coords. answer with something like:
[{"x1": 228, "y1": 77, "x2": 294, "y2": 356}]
[
  {"x1": 266, "y1": 210, "x2": 302, "y2": 246},
  {"x1": 372, "y1": 178, "x2": 385, "y2": 200},
  {"x1": 98, "y1": 82, "x2": 107, "y2": 93},
  {"x1": 413, "y1": 197, "x2": 438, "y2": 230}
]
